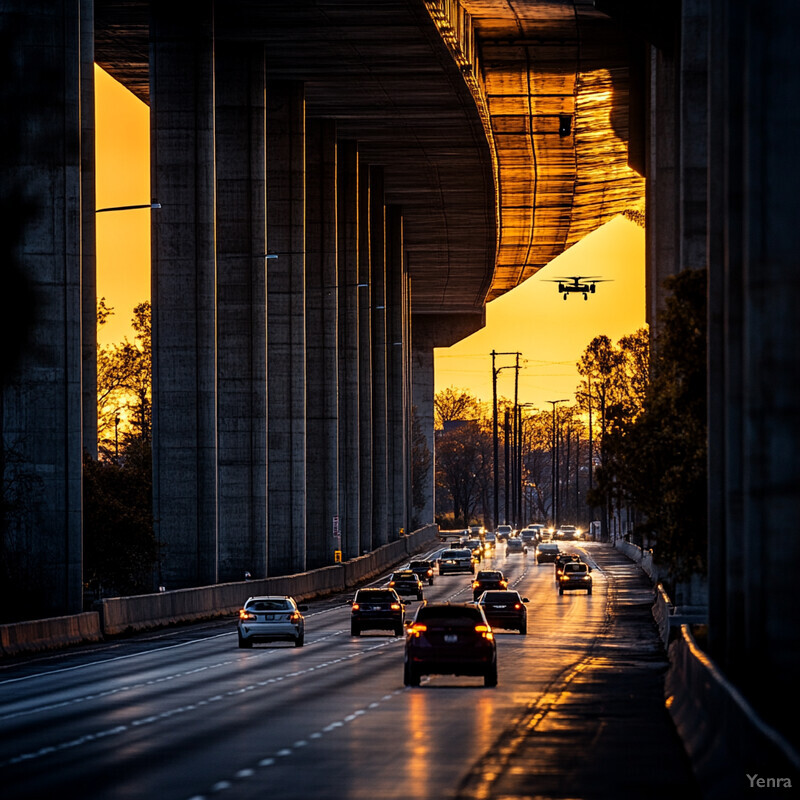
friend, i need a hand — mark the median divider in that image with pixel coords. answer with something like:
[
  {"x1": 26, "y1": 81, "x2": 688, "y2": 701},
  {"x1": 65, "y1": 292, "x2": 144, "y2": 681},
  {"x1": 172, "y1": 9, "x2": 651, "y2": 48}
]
[{"x1": 0, "y1": 524, "x2": 440, "y2": 654}]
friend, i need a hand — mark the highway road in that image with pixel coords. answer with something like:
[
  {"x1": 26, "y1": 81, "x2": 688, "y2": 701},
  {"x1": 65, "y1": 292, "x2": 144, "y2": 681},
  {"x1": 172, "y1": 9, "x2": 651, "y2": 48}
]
[{"x1": 0, "y1": 542, "x2": 610, "y2": 800}]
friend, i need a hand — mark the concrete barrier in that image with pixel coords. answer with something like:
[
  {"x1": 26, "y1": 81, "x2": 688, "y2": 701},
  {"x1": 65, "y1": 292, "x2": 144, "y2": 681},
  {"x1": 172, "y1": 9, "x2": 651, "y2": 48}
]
[
  {"x1": 0, "y1": 612, "x2": 102, "y2": 656},
  {"x1": 0, "y1": 524, "x2": 441, "y2": 654},
  {"x1": 666, "y1": 625, "x2": 800, "y2": 798}
]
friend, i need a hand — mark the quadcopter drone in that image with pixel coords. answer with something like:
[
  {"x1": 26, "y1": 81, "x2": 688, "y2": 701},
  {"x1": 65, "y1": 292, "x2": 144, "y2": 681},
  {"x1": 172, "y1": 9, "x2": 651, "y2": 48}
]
[{"x1": 542, "y1": 275, "x2": 612, "y2": 300}]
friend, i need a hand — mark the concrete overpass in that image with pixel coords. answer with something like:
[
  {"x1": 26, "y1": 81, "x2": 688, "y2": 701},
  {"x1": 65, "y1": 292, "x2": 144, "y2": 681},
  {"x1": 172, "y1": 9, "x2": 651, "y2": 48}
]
[{"x1": 2, "y1": 0, "x2": 800, "y2": 774}]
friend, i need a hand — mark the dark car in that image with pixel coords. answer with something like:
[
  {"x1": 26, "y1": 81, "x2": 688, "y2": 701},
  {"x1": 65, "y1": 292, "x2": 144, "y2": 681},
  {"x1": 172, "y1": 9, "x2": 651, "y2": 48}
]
[
  {"x1": 472, "y1": 569, "x2": 508, "y2": 600},
  {"x1": 438, "y1": 548, "x2": 475, "y2": 575},
  {"x1": 409, "y1": 559, "x2": 435, "y2": 586},
  {"x1": 558, "y1": 561, "x2": 593, "y2": 595},
  {"x1": 495, "y1": 525, "x2": 514, "y2": 542},
  {"x1": 462, "y1": 539, "x2": 484, "y2": 562},
  {"x1": 554, "y1": 553, "x2": 583, "y2": 582},
  {"x1": 476, "y1": 590, "x2": 529, "y2": 634},
  {"x1": 403, "y1": 602, "x2": 497, "y2": 687},
  {"x1": 389, "y1": 570, "x2": 425, "y2": 600},
  {"x1": 505, "y1": 537, "x2": 528, "y2": 555},
  {"x1": 350, "y1": 587, "x2": 405, "y2": 636},
  {"x1": 536, "y1": 542, "x2": 560, "y2": 564}
]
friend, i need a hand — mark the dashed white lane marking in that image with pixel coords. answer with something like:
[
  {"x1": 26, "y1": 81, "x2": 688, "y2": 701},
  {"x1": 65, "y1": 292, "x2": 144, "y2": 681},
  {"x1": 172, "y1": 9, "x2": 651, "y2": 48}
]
[
  {"x1": 0, "y1": 630, "x2": 347, "y2": 722},
  {"x1": 0, "y1": 636, "x2": 404, "y2": 767},
  {"x1": 185, "y1": 689, "x2": 405, "y2": 798}
]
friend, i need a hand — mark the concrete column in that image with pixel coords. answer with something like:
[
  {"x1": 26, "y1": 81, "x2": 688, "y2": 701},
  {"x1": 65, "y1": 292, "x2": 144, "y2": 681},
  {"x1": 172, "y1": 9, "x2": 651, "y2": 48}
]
[
  {"x1": 739, "y1": 0, "x2": 800, "y2": 726},
  {"x1": 0, "y1": 0, "x2": 85, "y2": 615},
  {"x1": 386, "y1": 206, "x2": 408, "y2": 540},
  {"x1": 337, "y1": 141, "x2": 360, "y2": 559},
  {"x1": 81, "y1": 0, "x2": 97, "y2": 459},
  {"x1": 214, "y1": 43, "x2": 267, "y2": 582},
  {"x1": 151, "y1": 3, "x2": 217, "y2": 588},
  {"x1": 357, "y1": 162, "x2": 373, "y2": 554},
  {"x1": 305, "y1": 120, "x2": 339, "y2": 569},
  {"x1": 370, "y1": 168, "x2": 389, "y2": 546},
  {"x1": 266, "y1": 80, "x2": 306, "y2": 575},
  {"x1": 411, "y1": 336, "x2": 435, "y2": 529}
]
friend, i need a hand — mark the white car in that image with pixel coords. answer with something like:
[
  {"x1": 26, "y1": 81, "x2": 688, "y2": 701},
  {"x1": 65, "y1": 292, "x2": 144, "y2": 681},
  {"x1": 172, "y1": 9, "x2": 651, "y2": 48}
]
[{"x1": 238, "y1": 595, "x2": 307, "y2": 648}]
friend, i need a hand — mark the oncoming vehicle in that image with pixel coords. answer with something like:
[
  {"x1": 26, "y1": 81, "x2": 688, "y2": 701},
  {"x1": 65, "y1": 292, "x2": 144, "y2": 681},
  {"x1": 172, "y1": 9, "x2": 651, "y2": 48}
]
[
  {"x1": 438, "y1": 548, "x2": 475, "y2": 575},
  {"x1": 536, "y1": 542, "x2": 560, "y2": 564},
  {"x1": 505, "y1": 537, "x2": 528, "y2": 555},
  {"x1": 238, "y1": 596, "x2": 307, "y2": 648},
  {"x1": 557, "y1": 525, "x2": 581, "y2": 541},
  {"x1": 462, "y1": 539, "x2": 484, "y2": 562},
  {"x1": 350, "y1": 587, "x2": 405, "y2": 636},
  {"x1": 389, "y1": 570, "x2": 425, "y2": 600},
  {"x1": 495, "y1": 525, "x2": 514, "y2": 542},
  {"x1": 519, "y1": 528, "x2": 537, "y2": 546},
  {"x1": 558, "y1": 561, "x2": 593, "y2": 594},
  {"x1": 409, "y1": 559, "x2": 435, "y2": 586},
  {"x1": 404, "y1": 603, "x2": 497, "y2": 687}
]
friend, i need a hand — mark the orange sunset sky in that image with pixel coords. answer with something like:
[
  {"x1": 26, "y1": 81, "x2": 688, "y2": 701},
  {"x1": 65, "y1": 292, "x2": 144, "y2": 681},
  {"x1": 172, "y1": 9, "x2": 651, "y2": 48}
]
[{"x1": 95, "y1": 65, "x2": 646, "y2": 407}]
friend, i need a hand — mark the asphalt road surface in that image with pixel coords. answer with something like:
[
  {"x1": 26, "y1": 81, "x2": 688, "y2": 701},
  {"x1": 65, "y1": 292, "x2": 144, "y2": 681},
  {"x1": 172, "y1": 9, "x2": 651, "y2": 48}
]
[{"x1": 0, "y1": 542, "x2": 698, "y2": 800}]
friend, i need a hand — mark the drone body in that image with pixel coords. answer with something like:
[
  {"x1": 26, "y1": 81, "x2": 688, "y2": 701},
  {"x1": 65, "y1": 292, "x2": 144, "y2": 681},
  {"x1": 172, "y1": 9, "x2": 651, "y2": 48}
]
[{"x1": 543, "y1": 275, "x2": 612, "y2": 300}]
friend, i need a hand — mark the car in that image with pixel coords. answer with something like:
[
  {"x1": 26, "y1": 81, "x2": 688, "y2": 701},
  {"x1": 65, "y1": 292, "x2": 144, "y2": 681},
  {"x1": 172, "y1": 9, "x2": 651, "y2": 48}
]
[
  {"x1": 469, "y1": 525, "x2": 486, "y2": 537},
  {"x1": 529, "y1": 523, "x2": 546, "y2": 540},
  {"x1": 438, "y1": 548, "x2": 475, "y2": 574},
  {"x1": 237, "y1": 595, "x2": 307, "y2": 648},
  {"x1": 472, "y1": 569, "x2": 508, "y2": 600},
  {"x1": 554, "y1": 553, "x2": 583, "y2": 582},
  {"x1": 558, "y1": 561, "x2": 593, "y2": 594},
  {"x1": 350, "y1": 587, "x2": 405, "y2": 635},
  {"x1": 505, "y1": 537, "x2": 527, "y2": 555},
  {"x1": 482, "y1": 531, "x2": 497, "y2": 551},
  {"x1": 403, "y1": 602, "x2": 497, "y2": 687},
  {"x1": 556, "y1": 525, "x2": 582, "y2": 541},
  {"x1": 389, "y1": 570, "x2": 425, "y2": 600},
  {"x1": 476, "y1": 590, "x2": 529, "y2": 634},
  {"x1": 409, "y1": 559, "x2": 435, "y2": 585},
  {"x1": 462, "y1": 538, "x2": 484, "y2": 562},
  {"x1": 519, "y1": 528, "x2": 537, "y2": 546},
  {"x1": 495, "y1": 524, "x2": 514, "y2": 542},
  {"x1": 536, "y1": 542, "x2": 560, "y2": 564}
]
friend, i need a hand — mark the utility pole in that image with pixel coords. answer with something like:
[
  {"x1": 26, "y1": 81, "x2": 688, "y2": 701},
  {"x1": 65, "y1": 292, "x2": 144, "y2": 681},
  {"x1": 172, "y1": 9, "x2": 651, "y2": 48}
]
[
  {"x1": 547, "y1": 399, "x2": 567, "y2": 528},
  {"x1": 491, "y1": 351, "x2": 521, "y2": 530},
  {"x1": 504, "y1": 408, "x2": 510, "y2": 524}
]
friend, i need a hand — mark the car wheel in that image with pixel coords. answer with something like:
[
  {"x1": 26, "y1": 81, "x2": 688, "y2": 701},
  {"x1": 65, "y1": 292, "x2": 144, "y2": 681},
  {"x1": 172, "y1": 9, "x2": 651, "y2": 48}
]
[
  {"x1": 395, "y1": 624, "x2": 404, "y2": 636},
  {"x1": 417, "y1": 592, "x2": 423, "y2": 601},
  {"x1": 351, "y1": 623, "x2": 360, "y2": 636},
  {"x1": 238, "y1": 635, "x2": 252, "y2": 649},
  {"x1": 294, "y1": 633, "x2": 304, "y2": 647},
  {"x1": 587, "y1": 587, "x2": 593, "y2": 595},
  {"x1": 484, "y1": 663, "x2": 498, "y2": 687},
  {"x1": 429, "y1": 579, "x2": 434, "y2": 586},
  {"x1": 404, "y1": 662, "x2": 420, "y2": 687},
  {"x1": 559, "y1": 587, "x2": 564, "y2": 595},
  {"x1": 519, "y1": 622, "x2": 527, "y2": 635}
]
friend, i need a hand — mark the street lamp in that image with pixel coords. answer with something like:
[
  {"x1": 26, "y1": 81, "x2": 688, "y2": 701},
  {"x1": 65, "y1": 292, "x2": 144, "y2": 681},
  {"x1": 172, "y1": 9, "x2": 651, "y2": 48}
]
[
  {"x1": 491, "y1": 353, "x2": 518, "y2": 528},
  {"x1": 517, "y1": 403, "x2": 537, "y2": 526},
  {"x1": 547, "y1": 399, "x2": 568, "y2": 528}
]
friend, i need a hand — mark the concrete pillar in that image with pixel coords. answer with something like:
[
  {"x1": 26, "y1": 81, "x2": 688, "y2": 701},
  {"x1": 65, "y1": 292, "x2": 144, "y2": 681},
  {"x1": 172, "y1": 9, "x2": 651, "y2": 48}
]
[
  {"x1": 266, "y1": 80, "x2": 306, "y2": 575},
  {"x1": 81, "y1": 1, "x2": 97, "y2": 459},
  {"x1": 336, "y1": 141, "x2": 360, "y2": 559},
  {"x1": 386, "y1": 206, "x2": 408, "y2": 539},
  {"x1": 305, "y1": 119, "x2": 339, "y2": 569},
  {"x1": 214, "y1": 43, "x2": 267, "y2": 582},
  {"x1": 151, "y1": 2, "x2": 217, "y2": 588},
  {"x1": 357, "y1": 162, "x2": 373, "y2": 554},
  {"x1": 370, "y1": 167, "x2": 389, "y2": 546},
  {"x1": 411, "y1": 336, "x2": 435, "y2": 529},
  {"x1": 0, "y1": 0, "x2": 85, "y2": 615},
  {"x1": 738, "y1": 1, "x2": 800, "y2": 726}
]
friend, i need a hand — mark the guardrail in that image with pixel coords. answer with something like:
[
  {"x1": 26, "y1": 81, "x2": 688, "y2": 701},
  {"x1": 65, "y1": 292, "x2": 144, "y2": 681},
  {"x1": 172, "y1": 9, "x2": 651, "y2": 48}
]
[{"x1": 0, "y1": 524, "x2": 439, "y2": 656}]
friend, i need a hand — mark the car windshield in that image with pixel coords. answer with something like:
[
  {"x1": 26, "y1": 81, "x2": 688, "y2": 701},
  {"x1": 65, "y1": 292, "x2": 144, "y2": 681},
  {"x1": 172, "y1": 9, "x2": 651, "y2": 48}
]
[
  {"x1": 565, "y1": 563, "x2": 588, "y2": 573},
  {"x1": 410, "y1": 561, "x2": 430, "y2": 568},
  {"x1": 540, "y1": 544, "x2": 558, "y2": 551},
  {"x1": 480, "y1": 592, "x2": 519, "y2": 603},
  {"x1": 356, "y1": 590, "x2": 396, "y2": 601},
  {"x1": 246, "y1": 599, "x2": 292, "y2": 611},
  {"x1": 393, "y1": 572, "x2": 414, "y2": 579},
  {"x1": 477, "y1": 571, "x2": 502, "y2": 580},
  {"x1": 416, "y1": 606, "x2": 483, "y2": 625},
  {"x1": 442, "y1": 549, "x2": 469, "y2": 558}
]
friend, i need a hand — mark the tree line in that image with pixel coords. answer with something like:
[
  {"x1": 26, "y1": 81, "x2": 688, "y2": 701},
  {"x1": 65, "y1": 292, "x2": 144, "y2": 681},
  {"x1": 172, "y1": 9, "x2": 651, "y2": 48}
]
[{"x1": 435, "y1": 268, "x2": 707, "y2": 584}]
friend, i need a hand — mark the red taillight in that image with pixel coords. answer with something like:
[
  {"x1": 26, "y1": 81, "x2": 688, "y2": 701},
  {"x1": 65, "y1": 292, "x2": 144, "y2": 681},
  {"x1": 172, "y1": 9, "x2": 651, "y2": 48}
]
[
  {"x1": 239, "y1": 609, "x2": 256, "y2": 620},
  {"x1": 514, "y1": 603, "x2": 521, "y2": 610},
  {"x1": 390, "y1": 603, "x2": 401, "y2": 610},
  {"x1": 289, "y1": 611, "x2": 301, "y2": 622},
  {"x1": 500, "y1": 580, "x2": 508, "y2": 587},
  {"x1": 352, "y1": 603, "x2": 360, "y2": 611},
  {"x1": 409, "y1": 623, "x2": 427, "y2": 637},
  {"x1": 474, "y1": 624, "x2": 494, "y2": 641},
  {"x1": 389, "y1": 581, "x2": 396, "y2": 586},
  {"x1": 472, "y1": 581, "x2": 480, "y2": 588}
]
